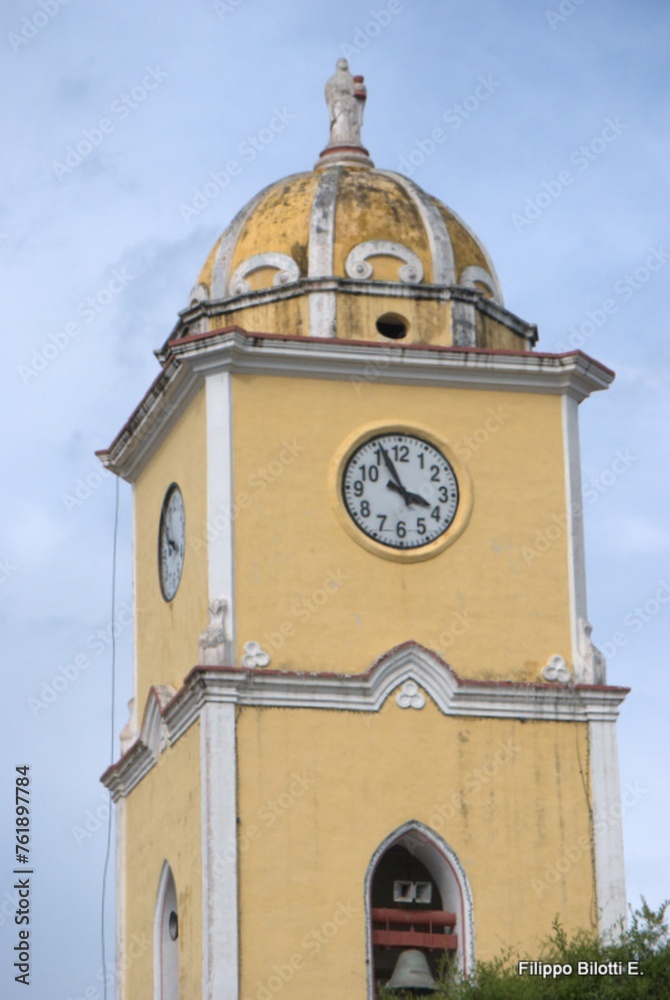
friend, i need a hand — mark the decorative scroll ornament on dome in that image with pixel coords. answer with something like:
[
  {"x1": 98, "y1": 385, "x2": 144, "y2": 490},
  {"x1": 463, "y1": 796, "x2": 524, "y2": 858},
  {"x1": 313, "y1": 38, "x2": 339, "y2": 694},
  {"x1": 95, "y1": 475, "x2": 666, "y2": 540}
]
[
  {"x1": 230, "y1": 252, "x2": 301, "y2": 296},
  {"x1": 345, "y1": 240, "x2": 424, "y2": 283},
  {"x1": 317, "y1": 59, "x2": 374, "y2": 168}
]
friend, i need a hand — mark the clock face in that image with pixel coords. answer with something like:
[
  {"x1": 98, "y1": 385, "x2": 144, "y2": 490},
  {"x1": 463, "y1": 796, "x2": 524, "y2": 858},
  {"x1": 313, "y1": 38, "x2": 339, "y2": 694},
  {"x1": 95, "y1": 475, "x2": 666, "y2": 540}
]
[
  {"x1": 342, "y1": 433, "x2": 459, "y2": 550},
  {"x1": 158, "y1": 484, "x2": 185, "y2": 601}
]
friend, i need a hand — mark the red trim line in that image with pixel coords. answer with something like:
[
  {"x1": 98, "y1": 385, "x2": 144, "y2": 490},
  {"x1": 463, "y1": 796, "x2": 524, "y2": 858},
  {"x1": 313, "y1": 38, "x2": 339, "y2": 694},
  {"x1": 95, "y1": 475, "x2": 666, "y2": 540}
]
[
  {"x1": 318, "y1": 144, "x2": 371, "y2": 156},
  {"x1": 167, "y1": 324, "x2": 615, "y2": 375},
  {"x1": 101, "y1": 643, "x2": 630, "y2": 782},
  {"x1": 174, "y1": 639, "x2": 630, "y2": 694}
]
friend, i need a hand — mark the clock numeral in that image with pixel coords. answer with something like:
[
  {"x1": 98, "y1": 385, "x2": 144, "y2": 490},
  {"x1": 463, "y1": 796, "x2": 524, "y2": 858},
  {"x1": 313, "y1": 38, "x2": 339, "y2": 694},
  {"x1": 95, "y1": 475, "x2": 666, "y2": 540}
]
[
  {"x1": 430, "y1": 465, "x2": 440, "y2": 482},
  {"x1": 417, "y1": 517, "x2": 426, "y2": 536},
  {"x1": 438, "y1": 486, "x2": 449, "y2": 502},
  {"x1": 360, "y1": 500, "x2": 371, "y2": 518},
  {"x1": 392, "y1": 444, "x2": 409, "y2": 463},
  {"x1": 431, "y1": 506, "x2": 441, "y2": 522},
  {"x1": 353, "y1": 480, "x2": 364, "y2": 497},
  {"x1": 418, "y1": 453, "x2": 425, "y2": 469},
  {"x1": 396, "y1": 521, "x2": 407, "y2": 539},
  {"x1": 358, "y1": 464, "x2": 379, "y2": 482},
  {"x1": 377, "y1": 515, "x2": 387, "y2": 531}
]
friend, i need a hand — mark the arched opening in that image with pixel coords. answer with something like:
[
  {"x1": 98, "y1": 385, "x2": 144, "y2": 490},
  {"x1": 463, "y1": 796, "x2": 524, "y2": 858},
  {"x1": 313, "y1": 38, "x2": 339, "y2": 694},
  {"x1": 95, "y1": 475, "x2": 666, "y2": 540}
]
[
  {"x1": 366, "y1": 823, "x2": 473, "y2": 997},
  {"x1": 154, "y1": 862, "x2": 179, "y2": 1000}
]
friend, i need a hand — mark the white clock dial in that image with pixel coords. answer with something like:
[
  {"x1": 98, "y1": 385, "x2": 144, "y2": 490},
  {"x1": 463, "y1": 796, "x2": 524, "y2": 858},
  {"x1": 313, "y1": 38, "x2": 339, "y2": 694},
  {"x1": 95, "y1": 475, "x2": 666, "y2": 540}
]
[
  {"x1": 342, "y1": 433, "x2": 459, "y2": 550},
  {"x1": 158, "y1": 484, "x2": 185, "y2": 601}
]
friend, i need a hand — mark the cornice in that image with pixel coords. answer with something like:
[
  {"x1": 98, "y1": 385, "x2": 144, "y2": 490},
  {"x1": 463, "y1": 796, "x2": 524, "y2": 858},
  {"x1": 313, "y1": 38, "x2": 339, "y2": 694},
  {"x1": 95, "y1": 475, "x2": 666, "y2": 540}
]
[
  {"x1": 101, "y1": 642, "x2": 629, "y2": 801},
  {"x1": 97, "y1": 326, "x2": 615, "y2": 481},
  {"x1": 102, "y1": 685, "x2": 175, "y2": 801}
]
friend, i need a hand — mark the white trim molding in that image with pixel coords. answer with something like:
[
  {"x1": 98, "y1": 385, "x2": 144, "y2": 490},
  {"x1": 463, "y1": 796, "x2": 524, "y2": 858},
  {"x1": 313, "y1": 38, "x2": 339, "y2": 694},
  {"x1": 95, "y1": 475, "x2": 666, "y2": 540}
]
[
  {"x1": 381, "y1": 171, "x2": 455, "y2": 285},
  {"x1": 562, "y1": 394, "x2": 591, "y2": 679},
  {"x1": 102, "y1": 642, "x2": 629, "y2": 801},
  {"x1": 115, "y1": 796, "x2": 127, "y2": 1000},
  {"x1": 308, "y1": 165, "x2": 341, "y2": 338},
  {"x1": 206, "y1": 374, "x2": 235, "y2": 653},
  {"x1": 98, "y1": 328, "x2": 615, "y2": 483},
  {"x1": 103, "y1": 685, "x2": 176, "y2": 800},
  {"x1": 589, "y1": 719, "x2": 627, "y2": 934},
  {"x1": 200, "y1": 701, "x2": 239, "y2": 999}
]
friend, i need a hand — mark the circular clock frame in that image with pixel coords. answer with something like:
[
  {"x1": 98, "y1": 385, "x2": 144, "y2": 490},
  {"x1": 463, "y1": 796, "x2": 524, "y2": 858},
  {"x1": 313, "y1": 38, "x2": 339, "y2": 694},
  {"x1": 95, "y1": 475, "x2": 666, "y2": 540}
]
[
  {"x1": 158, "y1": 483, "x2": 185, "y2": 602},
  {"x1": 331, "y1": 423, "x2": 473, "y2": 563}
]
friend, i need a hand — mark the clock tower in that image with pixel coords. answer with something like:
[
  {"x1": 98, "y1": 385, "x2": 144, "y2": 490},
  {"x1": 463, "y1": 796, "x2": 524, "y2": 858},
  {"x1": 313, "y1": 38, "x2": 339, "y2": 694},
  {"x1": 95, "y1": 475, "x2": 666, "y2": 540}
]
[{"x1": 100, "y1": 61, "x2": 628, "y2": 999}]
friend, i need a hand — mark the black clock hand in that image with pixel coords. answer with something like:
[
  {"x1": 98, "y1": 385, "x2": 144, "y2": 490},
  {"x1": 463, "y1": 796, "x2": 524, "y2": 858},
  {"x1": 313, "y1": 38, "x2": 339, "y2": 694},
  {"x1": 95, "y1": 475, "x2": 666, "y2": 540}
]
[
  {"x1": 164, "y1": 517, "x2": 176, "y2": 552},
  {"x1": 380, "y1": 444, "x2": 409, "y2": 494},
  {"x1": 386, "y1": 479, "x2": 410, "y2": 502},
  {"x1": 381, "y1": 447, "x2": 430, "y2": 508},
  {"x1": 387, "y1": 480, "x2": 431, "y2": 508},
  {"x1": 404, "y1": 490, "x2": 431, "y2": 508}
]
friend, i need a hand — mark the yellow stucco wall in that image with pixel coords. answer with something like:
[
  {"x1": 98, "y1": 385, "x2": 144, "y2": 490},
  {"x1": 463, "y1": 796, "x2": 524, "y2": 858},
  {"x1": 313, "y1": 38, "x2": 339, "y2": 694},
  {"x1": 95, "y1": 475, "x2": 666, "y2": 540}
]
[
  {"x1": 206, "y1": 298, "x2": 529, "y2": 349},
  {"x1": 207, "y1": 294, "x2": 450, "y2": 344},
  {"x1": 236, "y1": 698, "x2": 594, "y2": 999},
  {"x1": 336, "y1": 293, "x2": 450, "y2": 344},
  {"x1": 208, "y1": 295, "x2": 311, "y2": 337},
  {"x1": 123, "y1": 721, "x2": 202, "y2": 999},
  {"x1": 477, "y1": 312, "x2": 532, "y2": 351},
  {"x1": 134, "y1": 388, "x2": 208, "y2": 698},
  {"x1": 230, "y1": 374, "x2": 571, "y2": 679}
]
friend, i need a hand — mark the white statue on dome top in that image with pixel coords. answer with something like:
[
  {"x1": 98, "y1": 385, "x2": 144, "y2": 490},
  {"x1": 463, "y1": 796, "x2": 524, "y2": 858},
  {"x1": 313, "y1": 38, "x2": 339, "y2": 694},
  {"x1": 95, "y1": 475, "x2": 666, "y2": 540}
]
[{"x1": 325, "y1": 58, "x2": 367, "y2": 149}]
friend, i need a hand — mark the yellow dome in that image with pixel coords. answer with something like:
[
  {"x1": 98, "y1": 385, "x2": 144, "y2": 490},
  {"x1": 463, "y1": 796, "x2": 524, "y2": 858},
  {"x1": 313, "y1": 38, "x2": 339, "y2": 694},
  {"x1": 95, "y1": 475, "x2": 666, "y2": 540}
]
[{"x1": 174, "y1": 63, "x2": 536, "y2": 352}]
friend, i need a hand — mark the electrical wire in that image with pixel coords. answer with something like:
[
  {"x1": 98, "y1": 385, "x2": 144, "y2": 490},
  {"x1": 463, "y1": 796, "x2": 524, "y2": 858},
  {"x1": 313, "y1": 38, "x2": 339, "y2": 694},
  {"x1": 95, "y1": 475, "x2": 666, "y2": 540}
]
[{"x1": 101, "y1": 475, "x2": 120, "y2": 1000}]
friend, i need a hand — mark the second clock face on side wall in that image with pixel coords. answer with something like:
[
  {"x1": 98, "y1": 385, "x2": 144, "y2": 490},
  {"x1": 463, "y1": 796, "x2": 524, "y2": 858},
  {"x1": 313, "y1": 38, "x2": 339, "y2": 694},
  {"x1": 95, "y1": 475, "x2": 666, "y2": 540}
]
[
  {"x1": 158, "y1": 484, "x2": 185, "y2": 601},
  {"x1": 341, "y1": 433, "x2": 459, "y2": 550}
]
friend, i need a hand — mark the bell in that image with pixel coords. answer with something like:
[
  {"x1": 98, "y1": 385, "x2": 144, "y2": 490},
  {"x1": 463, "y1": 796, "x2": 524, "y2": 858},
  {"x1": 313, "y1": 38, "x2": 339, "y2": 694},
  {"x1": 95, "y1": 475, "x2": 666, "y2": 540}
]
[{"x1": 386, "y1": 949, "x2": 437, "y2": 992}]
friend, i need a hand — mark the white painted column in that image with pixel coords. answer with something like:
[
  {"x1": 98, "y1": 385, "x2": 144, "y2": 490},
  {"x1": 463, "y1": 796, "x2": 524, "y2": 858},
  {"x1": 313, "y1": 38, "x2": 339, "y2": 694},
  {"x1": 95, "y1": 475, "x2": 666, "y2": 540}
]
[
  {"x1": 200, "y1": 702, "x2": 239, "y2": 998},
  {"x1": 115, "y1": 797, "x2": 127, "y2": 1000},
  {"x1": 562, "y1": 394, "x2": 588, "y2": 670},
  {"x1": 382, "y1": 171, "x2": 455, "y2": 285},
  {"x1": 589, "y1": 718, "x2": 627, "y2": 934},
  {"x1": 308, "y1": 166, "x2": 340, "y2": 338},
  {"x1": 206, "y1": 373, "x2": 235, "y2": 653}
]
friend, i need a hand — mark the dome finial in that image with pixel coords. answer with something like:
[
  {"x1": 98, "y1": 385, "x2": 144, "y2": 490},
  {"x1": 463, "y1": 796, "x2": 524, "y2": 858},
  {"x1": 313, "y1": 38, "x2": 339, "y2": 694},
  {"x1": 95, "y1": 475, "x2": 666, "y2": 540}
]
[{"x1": 316, "y1": 59, "x2": 374, "y2": 168}]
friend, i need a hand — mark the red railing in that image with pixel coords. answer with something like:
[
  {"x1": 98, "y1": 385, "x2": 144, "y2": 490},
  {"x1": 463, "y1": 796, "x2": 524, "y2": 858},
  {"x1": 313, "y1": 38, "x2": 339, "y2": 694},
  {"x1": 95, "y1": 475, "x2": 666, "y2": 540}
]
[{"x1": 371, "y1": 908, "x2": 458, "y2": 951}]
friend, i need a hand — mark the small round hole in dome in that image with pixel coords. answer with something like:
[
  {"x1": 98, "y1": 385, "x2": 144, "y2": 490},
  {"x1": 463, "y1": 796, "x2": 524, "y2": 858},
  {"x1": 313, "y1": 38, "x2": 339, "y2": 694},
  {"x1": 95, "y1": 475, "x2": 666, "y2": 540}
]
[{"x1": 376, "y1": 314, "x2": 408, "y2": 340}]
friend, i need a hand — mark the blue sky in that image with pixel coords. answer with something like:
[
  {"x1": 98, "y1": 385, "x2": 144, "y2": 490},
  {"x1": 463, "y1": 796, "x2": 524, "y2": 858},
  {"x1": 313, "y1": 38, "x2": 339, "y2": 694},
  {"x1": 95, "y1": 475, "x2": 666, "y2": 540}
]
[{"x1": 1, "y1": 1, "x2": 668, "y2": 996}]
